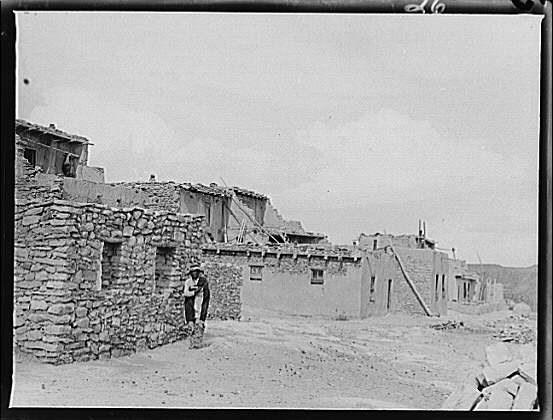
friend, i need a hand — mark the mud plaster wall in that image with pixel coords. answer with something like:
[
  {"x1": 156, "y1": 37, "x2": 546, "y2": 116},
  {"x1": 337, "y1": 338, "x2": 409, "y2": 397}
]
[
  {"x1": 360, "y1": 251, "x2": 403, "y2": 317},
  {"x1": 63, "y1": 178, "x2": 149, "y2": 208},
  {"x1": 14, "y1": 200, "x2": 206, "y2": 364},
  {"x1": 202, "y1": 252, "x2": 363, "y2": 318},
  {"x1": 394, "y1": 248, "x2": 449, "y2": 316},
  {"x1": 179, "y1": 190, "x2": 229, "y2": 242}
]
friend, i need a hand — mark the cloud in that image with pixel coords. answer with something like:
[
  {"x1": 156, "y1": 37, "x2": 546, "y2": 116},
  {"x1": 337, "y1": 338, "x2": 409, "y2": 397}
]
[{"x1": 272, "y1": 108, "x2": 537, "y2": 266}]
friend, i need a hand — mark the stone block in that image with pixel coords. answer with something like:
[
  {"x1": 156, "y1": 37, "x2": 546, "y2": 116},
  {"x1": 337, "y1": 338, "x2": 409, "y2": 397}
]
[
  {"x1": 22, "y1": 215, "x2": 41, "y2": 226},
  {"x1": 30, "y1": 300, "x2": 48, "y2": 311},
  {"x1": 486, "y1": 343, "x2": 513, "y2": 366},
  {"x1": 75, "y1": 317, "x2": 90, "y2": 328},
  {"x1": 123, "y1": 226, "x2": 134, "y2": 237},
  {"x1": 17, "y1": 280, "x2": 42, "y2": 289},
  {"x1": 518, "y1": 364, "x2": 537, "y2": 386},
  {"x1": 35, "y1": 271, "x2": 49, "y2": 281},
  {"x1": 24, "y1": 340, "x2": 62, "y2": 352},
  {"x1": 99, "y1": 344, "x2": 111, "y2": 352},
  {"x1": 27, "y1": 329, "x2": 44, "y2": 340},
  {"x1": 483, "y1": 360, "x2": 519, "y2": 385},
  {"x1": 46, "y1": 281, "x2": 67, "y2": 289},
  {"x1": 484, "y1": 378, "x2": 519, "y2": 397},
  {"x1": 75, "y1": 307, "x2": 88, "y2": 318},
  {"x1": 442, "y1": 384, "x2": 482, "y2": 410},
  {"x1": 48, "y1": 303, "x2": 75, "y2": 315},
  {"x1": 474, "y1": 388, "x2": 514, "y2": 410},
  {"x1": 44, "y1": 324, "x2": 72, "y2": 335},
  {"x1": 512, "y1": 382, "x2": 537, "y2": 410}
]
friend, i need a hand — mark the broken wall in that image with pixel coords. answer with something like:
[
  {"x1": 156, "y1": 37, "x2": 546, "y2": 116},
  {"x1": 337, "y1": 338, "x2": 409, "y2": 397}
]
[
  {"x1": 15, "y1": 137, "x2": 64, "y2": 203},
  {"x1": 14, "y1": 199, "x2": 207, "y2": 364},
  {"x1": 179, "y1": 190, "x2": 229, "y2": 242},
  {"x1": 111, "y1": 181, "x2": 181, "y2": 213}
]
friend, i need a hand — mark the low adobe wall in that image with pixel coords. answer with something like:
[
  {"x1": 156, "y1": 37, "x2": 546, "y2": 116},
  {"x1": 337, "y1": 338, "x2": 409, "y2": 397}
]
[
  {"x1": 14, "y1": 199, "x2": 206, "y2": 364},
  {"x1": 202, "y1": 245, "x2": 364, "y2": 319}
]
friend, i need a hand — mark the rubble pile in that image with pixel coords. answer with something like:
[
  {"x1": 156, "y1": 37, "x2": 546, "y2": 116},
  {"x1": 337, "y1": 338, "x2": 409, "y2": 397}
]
[
  {"x1": 485, "y1": 314, "x2": 535, "y2": 344},
  {"x1": 442, "y1": 342, "x2": 538, "y2": 410},
  {"x1": 430, "y1": 320, "x2": 464, "y2": 330},
  {"x1": 493, "y1": 325, "x2": 534, "y2": 344},
  {"x1": 13, "y1": 199, "x2": 229, "y2": 364},
  {"x1": 203, "y1": 261, "x2": 243, "y2": 320}
]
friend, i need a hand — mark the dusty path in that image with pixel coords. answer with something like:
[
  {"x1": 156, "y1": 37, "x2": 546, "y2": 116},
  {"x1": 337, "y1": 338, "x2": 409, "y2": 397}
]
[{"x1": 10, "y1": 308, "x2": 533, "y2": 409}]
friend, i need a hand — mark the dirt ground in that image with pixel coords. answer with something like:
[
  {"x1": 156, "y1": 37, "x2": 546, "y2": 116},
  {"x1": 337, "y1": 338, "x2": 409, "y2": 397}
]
[{"x1": 10, "y1": 307, "x2": 536, "y2": 409}]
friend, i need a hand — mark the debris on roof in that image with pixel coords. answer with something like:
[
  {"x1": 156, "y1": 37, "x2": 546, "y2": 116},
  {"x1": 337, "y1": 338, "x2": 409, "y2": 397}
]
[
  {"x1": 15, "y1": 119, "x2": 92, "y2": 145},
  {"x1": 180, "y1": 182, "x2": 231, "y2": 197},
  {"x1": 231, "y1": 186, "x2": 268, "y2": 200}
]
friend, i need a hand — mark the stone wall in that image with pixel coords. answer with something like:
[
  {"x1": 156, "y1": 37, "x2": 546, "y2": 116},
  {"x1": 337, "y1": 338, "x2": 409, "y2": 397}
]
[
  {"x1": 110, "y1": 181, "x2": 180, "y2": 212},
  {"x1": 202, "y1": 261, "x2": 242, "y2": 320},
  {"x1": 14, "y1": 199, "x2": 206, "y2": 364}
]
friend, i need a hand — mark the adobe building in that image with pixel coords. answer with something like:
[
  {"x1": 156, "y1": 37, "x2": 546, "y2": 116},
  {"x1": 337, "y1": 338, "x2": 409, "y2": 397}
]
[
  {"x1": 201, "y1": 243, "x2": 450, "y2": 318},
  {"x1": 113, "y1": 180, "x2": 327, "y2": 246},
  {"x1": 16, "y1": 119, "x2": 104, "y2": 182}
]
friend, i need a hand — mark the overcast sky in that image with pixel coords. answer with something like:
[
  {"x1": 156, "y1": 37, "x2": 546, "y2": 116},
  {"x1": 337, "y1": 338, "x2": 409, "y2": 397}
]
[{"x1": 16, "y1": 12, "x2": 541, "y2": 267}]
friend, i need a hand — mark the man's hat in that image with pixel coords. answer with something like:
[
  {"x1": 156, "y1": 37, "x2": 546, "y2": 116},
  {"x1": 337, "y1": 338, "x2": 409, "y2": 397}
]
[{"x1": 188, "y1": 264, "x2": 202, "y2": 274}]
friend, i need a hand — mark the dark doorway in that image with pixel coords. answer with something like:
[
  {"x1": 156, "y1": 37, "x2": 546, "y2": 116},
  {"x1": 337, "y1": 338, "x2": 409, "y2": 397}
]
[
  {"x1": 386, "y1": 279, "x2": 393, "y2": 311},
  {"x1": 23, "y1": 148, "x2": 36, "y2": 166}
]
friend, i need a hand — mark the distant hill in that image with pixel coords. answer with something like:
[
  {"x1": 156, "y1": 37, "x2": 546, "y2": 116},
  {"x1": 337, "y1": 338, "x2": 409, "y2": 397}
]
[{"x1": 468, "y1": 264, "x2": 538, "y2": 310}]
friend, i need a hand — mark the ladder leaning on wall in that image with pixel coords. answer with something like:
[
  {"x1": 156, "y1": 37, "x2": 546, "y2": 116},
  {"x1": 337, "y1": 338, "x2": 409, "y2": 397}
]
[{"x1": 237, "y1": 219, "x2": 247, "y2": 243}]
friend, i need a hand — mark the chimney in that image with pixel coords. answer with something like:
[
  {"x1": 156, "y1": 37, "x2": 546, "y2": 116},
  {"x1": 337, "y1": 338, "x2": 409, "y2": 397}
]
[
  {"x1": 149, "y1": 174, "x2": 156, "y2": 182},
  {"x1": 49, "y1": 123, "x2": 56, "y2": 129}
]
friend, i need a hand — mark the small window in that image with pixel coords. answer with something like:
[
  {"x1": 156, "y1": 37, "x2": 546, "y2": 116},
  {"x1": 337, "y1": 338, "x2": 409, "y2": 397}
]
[
  {"x1": 373, "y1": 239, "x2": 378, "y2": 250},
  {"x1": 435, "y1": 274, "x2": 440, "y2": 301},
  {"x1": 311, "y1": 268, "x2": 324, "y2": 285},
  {"x1": 23, "y1": 148, "x2": 36, "y2": 166},
  {"x1": 369, "y1": 275, "x2": 376, "y2": 302},
  {"x1": 442, "y1": 274, "x2": 446, "y2": 299},
  {"x1": 250, "y1": 265, "x2": 263, "y2": 281},
  {"x1": 101, "y1": 242, "x2": 122, "y2": 289},
  {"x1": 155, "y1": 247, "x2": 176, "y2": 290}
]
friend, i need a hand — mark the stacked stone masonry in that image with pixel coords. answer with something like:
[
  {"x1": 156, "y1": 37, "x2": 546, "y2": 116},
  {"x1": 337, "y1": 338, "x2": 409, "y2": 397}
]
[{"x1": 13, "y1": 199, "x2": 243, "y2": 364}]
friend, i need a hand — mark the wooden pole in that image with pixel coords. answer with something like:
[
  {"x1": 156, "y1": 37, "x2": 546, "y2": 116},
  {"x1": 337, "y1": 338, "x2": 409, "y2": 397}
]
[{"x1": 219, "y1": 177, "x2": 283, "y2": 244}]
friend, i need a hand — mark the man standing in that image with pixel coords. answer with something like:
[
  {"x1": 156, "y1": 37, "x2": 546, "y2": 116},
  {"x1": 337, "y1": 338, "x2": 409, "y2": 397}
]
[{"x1": 183, "y1": 264, "x2": 210, "y2": 348}]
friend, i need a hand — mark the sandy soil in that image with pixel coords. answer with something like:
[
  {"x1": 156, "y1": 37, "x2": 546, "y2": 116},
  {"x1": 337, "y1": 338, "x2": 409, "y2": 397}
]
[{"x1": 10, "y1": 307, "x2": 535, "y2": 409}]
